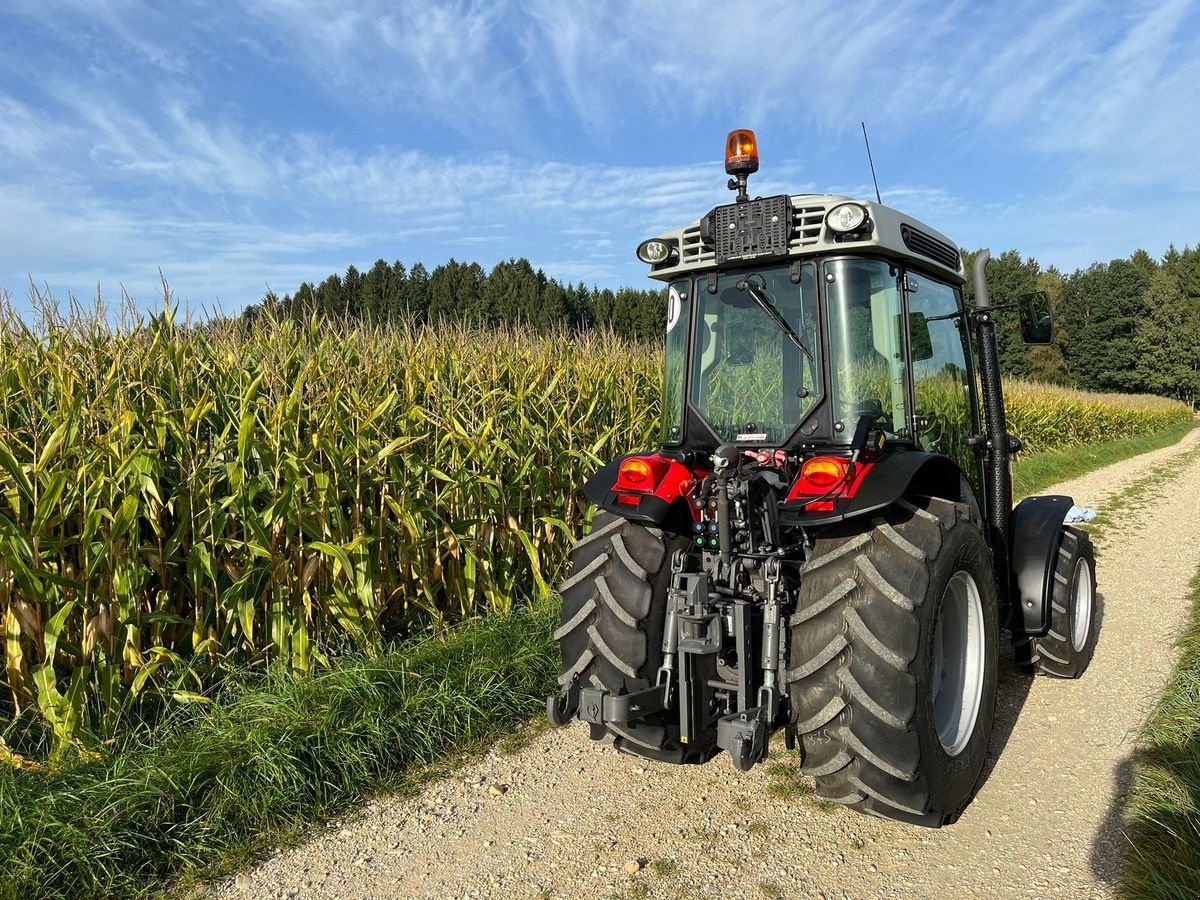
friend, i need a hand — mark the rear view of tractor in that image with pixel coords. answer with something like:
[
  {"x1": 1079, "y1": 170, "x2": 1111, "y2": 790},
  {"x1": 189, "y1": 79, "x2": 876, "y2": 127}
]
[{"x1": 546, "y1": 130, "x2": 1098, "y2": 826}]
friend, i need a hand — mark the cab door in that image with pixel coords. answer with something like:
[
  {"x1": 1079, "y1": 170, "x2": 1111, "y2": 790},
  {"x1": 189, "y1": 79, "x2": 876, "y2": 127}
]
[{"x1": 903, "y1": 272, "x2": 984, "y2": 494}]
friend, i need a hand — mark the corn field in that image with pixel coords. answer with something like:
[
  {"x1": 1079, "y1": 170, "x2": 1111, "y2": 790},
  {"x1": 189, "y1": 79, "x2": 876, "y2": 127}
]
[{"x1": 0, "y1": 305, "x2": 1192, "y2": 754}]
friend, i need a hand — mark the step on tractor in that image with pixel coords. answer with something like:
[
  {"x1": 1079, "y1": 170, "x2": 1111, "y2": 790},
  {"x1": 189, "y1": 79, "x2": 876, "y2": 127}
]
[{"x1": 545, "y1": 130, "x2": 1099, "y2": 827}]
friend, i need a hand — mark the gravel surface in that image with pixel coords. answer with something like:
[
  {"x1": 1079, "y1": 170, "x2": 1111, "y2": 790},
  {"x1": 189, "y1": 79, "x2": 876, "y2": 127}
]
[{"x1": 218, "y1": 429, "x2": 1200, "y2": 900}]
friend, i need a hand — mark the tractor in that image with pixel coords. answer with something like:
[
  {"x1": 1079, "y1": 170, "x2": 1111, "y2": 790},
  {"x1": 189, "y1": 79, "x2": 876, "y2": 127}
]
[{"x1": 546, "y1": 130, "x2": 1097, "y2": 826}]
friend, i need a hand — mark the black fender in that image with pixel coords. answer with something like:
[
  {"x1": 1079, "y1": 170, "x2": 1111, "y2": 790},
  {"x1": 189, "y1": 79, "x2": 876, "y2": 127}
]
[
  {"x1": 1008, "y1": 494, "x2": 1074, "y2": 636},
  {"x1": 780, "y1": 451, "x2": 978, "y2": 526},
  {"x1": 582, "y1": 453, "x2": 693, "y2": 532}
]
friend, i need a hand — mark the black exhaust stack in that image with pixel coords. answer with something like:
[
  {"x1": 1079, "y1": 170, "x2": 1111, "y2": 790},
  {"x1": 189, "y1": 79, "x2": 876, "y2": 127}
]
[{"x1": 973, "y1": 250, "x2": 1012, "y2": 582}]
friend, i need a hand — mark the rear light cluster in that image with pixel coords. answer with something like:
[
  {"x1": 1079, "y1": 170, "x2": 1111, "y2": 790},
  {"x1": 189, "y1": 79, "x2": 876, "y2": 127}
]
[
  {"x1": 797, "y1": 456, "x2": 849, "y2": 489},
  {"x1": 614, "y1": 456, "x2": 670, "y2": 492},
  {"x1": 787, "y1": 454, "x2": 872, "y2": 512},
  {"x1": 611, "y1": 454, "x2": 697, "y2": 514}
]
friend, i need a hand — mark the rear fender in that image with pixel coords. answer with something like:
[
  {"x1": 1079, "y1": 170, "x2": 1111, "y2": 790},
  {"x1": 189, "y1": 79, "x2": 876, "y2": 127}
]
[
  {"x1": 1009, "y1": 494, "x2": 1074, "y2": 636},
  {"x1": 780, "y1": 451, "x2": 977, "y2": 526},
  {"x1": 583, "y1": 453, "x2": 699, "y2": 532}
]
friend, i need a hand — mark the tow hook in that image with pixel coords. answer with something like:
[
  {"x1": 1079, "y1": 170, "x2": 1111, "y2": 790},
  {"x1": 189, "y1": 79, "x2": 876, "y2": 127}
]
[{"x1": 546, "y1": 678, "x2": 580, "y2": 727}]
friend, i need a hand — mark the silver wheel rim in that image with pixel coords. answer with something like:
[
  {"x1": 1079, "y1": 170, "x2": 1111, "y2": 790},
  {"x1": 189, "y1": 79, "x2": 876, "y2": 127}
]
[
  {"x1": 932, "y1": 571, "x2": 986, "y2": 757},
  {"x1": 1071, "y1": 558, "x2": 1093, "y2": 652}
]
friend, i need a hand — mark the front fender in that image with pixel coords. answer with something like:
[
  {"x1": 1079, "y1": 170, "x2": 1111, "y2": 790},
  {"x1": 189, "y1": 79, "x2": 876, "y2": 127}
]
[{"x1": 1009, "y1": 494, "x2": 1074, "y2": 636}]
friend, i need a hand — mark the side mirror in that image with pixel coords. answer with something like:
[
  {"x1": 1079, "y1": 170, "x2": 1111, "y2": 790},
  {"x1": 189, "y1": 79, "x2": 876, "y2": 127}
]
[
  {"x1": 907, "y1": 311, "x2": 934, "y2": 361},
  {"x1": 1019, "y1": 291, "x2": 1054, "y2": 344}
]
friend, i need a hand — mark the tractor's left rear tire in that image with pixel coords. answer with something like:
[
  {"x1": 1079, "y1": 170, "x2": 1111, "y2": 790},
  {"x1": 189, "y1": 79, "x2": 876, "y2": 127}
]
[
  {"x1": 1013, "y1": 526, "x2": 1098, "y2": 678},
  {"x1": 553, "y1": 511, "x2": 696, "y2": 762},
  {"x1": 787, "y1": 496, "x2": 999, "y2": 827}
]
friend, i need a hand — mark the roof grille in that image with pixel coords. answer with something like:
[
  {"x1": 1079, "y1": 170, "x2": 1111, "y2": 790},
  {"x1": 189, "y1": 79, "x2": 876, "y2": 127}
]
[
  {"x1": 680, "y1": 223, "x2": 714, "y2": 266},
  {"x1": 900, "y1": 224, "x2": 961, "y2": 271},
  {"x1": 789, "y1": 205, "x2": 825, "y2": 250}
]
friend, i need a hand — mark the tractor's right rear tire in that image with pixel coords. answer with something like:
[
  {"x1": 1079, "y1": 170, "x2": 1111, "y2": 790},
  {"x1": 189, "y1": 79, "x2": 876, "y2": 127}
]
[
  {"x1": 1013, "y1": 526, "x2": 1098, "y2": 678},
  {"x1": 553, "y1": 511, "x2": 694, "y2": 762},
  {"x1": 787, "y1": 496, "x2": 998, "y2": 827}
]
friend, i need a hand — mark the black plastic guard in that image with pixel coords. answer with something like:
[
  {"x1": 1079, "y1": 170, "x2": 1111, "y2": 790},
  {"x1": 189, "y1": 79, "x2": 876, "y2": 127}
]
[{"x1": 1009, "y1": 494, "x2": 1073, "y2": 636}]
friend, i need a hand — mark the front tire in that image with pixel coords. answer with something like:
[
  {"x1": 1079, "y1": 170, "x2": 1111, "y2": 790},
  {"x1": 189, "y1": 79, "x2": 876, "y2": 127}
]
[
  {"x1": 1013, "y1": 526, "x2": 1098, "y2": 678},
  {"x1": 787, "y1": 496, "x2": 999, "y2": 827}
]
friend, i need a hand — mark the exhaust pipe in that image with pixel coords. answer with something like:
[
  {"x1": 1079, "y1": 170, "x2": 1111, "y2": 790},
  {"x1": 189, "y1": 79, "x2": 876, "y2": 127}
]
[{"x1": 973, "y1": 250, "x2": 1012, "y2": 577}]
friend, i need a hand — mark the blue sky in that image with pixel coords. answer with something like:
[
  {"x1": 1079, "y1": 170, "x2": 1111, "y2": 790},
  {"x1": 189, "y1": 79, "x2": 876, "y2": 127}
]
[{"x1": 1, "y1": 0, "x2": 1198, "y2": 316}]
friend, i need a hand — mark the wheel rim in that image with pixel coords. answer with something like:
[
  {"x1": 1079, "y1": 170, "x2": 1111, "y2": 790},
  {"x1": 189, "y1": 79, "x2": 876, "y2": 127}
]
[
  {"x1": 932, "y1": 570, "x2": 986, "y2": 757},
  {"x1": 1071, "y1": 558, "x2": 1094, "y2": 652}
]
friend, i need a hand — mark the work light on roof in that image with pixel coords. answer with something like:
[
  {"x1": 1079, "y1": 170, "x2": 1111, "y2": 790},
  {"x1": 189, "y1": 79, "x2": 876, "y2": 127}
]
[
  {"x1": 826, "y1": 202, "x2": 869, "y2": 234},
  {"x1": 636, "y1": 238, "x2": 675, "y2": 265}
]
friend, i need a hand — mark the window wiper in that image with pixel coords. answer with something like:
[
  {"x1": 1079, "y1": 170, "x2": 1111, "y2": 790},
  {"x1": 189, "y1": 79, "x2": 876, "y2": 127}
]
[{"x1": 735, "y1": 275, "x2": 815, "y2": 363}]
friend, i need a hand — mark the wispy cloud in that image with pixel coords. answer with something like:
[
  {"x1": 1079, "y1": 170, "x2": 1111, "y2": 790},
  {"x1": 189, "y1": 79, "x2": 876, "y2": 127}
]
[{"x1": 0, "y1": 0, "x2": 1196, "y2": 312}]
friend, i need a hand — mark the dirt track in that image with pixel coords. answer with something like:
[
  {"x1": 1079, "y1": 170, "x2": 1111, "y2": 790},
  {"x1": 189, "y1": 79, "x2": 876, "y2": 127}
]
[{"x1": 220, "y1": 429, "x2": 1200, "y2": 900}]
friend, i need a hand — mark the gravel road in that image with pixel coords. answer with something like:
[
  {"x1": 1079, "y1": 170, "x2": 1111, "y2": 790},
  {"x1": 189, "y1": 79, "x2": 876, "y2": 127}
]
[{"x1": 220, "y1": 429, "x2": 1200, "y2": 900}]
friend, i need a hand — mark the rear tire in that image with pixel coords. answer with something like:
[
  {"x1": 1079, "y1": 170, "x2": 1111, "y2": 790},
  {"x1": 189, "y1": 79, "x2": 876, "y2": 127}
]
[
  {"x1": 787, "y1": 496, "x2": 999, "y2": 826},
  {"x1": 554, "y1": 512, "x2": 693, "y2": 761},
  {"x1": 1013, "y1": 526, "x2": 1098, "y2": 678}
]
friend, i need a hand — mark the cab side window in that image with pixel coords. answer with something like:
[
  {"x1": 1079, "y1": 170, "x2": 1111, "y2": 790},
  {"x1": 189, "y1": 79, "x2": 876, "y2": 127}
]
[{"x1": 906, "y1": 275, "x2": 976, "y2": 479}]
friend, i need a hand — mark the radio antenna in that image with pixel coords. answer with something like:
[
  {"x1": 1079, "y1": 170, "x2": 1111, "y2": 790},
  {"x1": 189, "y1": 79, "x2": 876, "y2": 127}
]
[{"x1": 861, "y1": 121, "x2": 882, "y2": 204}]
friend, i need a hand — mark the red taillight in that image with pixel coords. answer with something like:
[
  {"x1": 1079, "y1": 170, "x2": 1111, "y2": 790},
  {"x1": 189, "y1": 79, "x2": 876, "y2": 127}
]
[
  {"x1": 799, "y1": 456, "x2": 850, "y2": 489},
  {"x1": 615, "y1": 455, "x2": 670, "y2": 492},
  {"x1": 787, "y1": 456, "x2": 873, "y2": 505},
  {"x1": 615, "y1": 493, "x2": 642, "y2": 507}
]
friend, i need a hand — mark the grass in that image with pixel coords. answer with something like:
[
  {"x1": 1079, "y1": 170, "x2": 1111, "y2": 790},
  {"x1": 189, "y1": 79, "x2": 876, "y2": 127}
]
[
  {"x1": 1121, "y1": 571, "x2": 1200, "y2": 899},
  {"x1": 0, "y1": 601, "x2": 559, "y2": 900},
  {"x1": 1012, "y1": 419, "x2": 1197, "y2": 500},
  {"x1": 649, "y1": 858, "x2": 681, "y2": 878}
]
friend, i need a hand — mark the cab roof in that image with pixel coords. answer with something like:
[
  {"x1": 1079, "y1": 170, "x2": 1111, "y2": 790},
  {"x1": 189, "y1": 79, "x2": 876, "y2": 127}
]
[{"x1": 644, "y1": 194, "x2": 965, "y2": 285}]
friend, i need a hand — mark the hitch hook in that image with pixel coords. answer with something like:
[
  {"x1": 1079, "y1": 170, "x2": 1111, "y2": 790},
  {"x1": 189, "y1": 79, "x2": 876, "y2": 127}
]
[{"x1": 546, "y1": 678, "x2": 580, "y2": 727}]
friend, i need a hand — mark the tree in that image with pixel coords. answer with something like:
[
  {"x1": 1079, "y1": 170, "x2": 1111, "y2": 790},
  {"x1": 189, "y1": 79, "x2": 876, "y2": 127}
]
[
  {"x1": 1134, "y1": 266, "x2": 1200, "y2": 405},
  {"x1": 342, "y1": 265, "x2": 363, "y2": 319},
  {"x1": 1027, "y1": 267, "x2": 1071, "y2": 385},
  {"x1": 485, "y1": 258, "x2": 540, "y2": 327},
  {"x1": 402, "y1": 261, "x2": 429, "y2": 320},
  {"x1": 961, "y1": 248, "x2": 1040, "y2": 378},
  {"x1": 361, "y1": 259, "x2": 391, "y2": 322},
  {"x1": 1057, "y1": 260, "x2": 1149, "y2": 393}
]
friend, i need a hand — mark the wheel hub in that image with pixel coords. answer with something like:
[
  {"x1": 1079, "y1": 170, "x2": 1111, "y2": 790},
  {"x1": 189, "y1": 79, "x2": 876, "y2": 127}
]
[
  {"x1": 932, "y1": 570, "x2": 985, "y2": 757},
  {"x1": 1071, "y1": 557, "x2": 1094, "y2": 652}
]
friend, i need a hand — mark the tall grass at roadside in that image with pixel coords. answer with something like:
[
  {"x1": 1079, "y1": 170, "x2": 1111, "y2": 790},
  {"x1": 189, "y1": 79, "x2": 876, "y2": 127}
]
[
  {"x1": 1121, "y1": 572, "x2": 1200, "y2": 899},
  {"x1": 0, "y1": 601, "x2": 559, "y2": 900},
  {"x1": 1003, "y1": 381, "x2": 1191, "y2": 452}
]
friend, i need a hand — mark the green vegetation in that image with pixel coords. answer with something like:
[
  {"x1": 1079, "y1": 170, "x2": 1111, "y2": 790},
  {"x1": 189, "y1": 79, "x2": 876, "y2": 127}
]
[
  {"x1": 649, "y1": 858, "x2": 681, "y2": 878},
  {"x1": 0, "y1": 309, "x2": 655, "y2": 756},
  {"x1": 961, "y1": 246, "x2": 1200, "y2": 406},
  {"x1": 1012, "y1": 420, "x2": 1198, "y2": 500},
  {"x1": 0, "y1": 602, "x2": 558, "y2": 900},
  {"x1": 248, "y1": 255, "x2": 669, "y2": 342},
  {"x1": 1121, "y1": 572, "x2": 1200, "y2": 899},
  {"x1": 3, "y1": 305, "x2": 1187, "y2": 757}
]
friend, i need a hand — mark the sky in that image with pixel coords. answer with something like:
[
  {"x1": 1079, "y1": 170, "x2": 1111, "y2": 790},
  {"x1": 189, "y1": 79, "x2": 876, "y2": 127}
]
[{"x1": 1, "y1": 0, "x2": 1198, "y2": 316}]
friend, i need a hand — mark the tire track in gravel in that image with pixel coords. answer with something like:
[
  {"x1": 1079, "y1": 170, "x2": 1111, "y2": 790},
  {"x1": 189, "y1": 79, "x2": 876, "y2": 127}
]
[{"x1": 219, "y1": 428, "x2": 1200, "y2": 900}]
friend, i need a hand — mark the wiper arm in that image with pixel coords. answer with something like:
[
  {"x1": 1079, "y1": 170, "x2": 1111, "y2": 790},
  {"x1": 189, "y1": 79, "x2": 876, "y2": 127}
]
[{"x1": 735, "y1": 277, "x2": 814, "y2": 363}]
